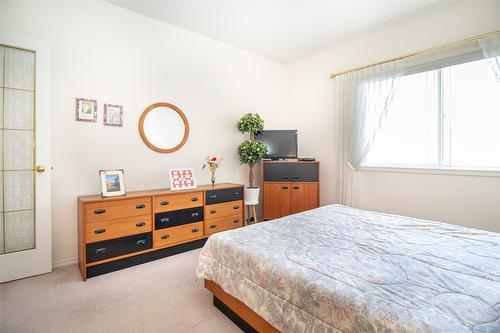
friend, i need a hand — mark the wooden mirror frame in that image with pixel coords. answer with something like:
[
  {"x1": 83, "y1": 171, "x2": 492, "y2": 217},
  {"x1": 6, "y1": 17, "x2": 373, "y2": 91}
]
[{"x1": 138, "y1": 102, "x2": 190, "y2": 153}]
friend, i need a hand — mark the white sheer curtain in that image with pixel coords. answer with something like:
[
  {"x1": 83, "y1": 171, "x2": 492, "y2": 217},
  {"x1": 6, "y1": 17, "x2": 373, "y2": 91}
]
[
  {"x1": 335, "y1": 61, "x2": 404, "y2": 206},
  {"x1": 479, "y1": 34, "x2": 500, "y2": 82}
]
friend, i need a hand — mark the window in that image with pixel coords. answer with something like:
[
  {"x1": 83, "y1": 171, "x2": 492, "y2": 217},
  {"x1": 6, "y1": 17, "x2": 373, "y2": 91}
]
[{"x1": 363, "y1": 58, "x2": 500, "y2": 171}]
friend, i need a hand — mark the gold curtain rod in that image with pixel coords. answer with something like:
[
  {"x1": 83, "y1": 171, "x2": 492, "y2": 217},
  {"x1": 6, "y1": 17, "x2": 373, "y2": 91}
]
[{"x1": 329, "y1": 29, "x2": 500, "y2": 79}]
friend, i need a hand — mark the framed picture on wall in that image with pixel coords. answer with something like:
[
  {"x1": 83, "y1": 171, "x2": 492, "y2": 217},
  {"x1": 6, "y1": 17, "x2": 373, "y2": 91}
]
[
  {"x1": 169, "y1": 168, "x2": 197, "y2": 191},
  {"x1": 99, "y1": 169, "x2": 126, "y2": 197},
  {"x1": 75, "y1": 97, "x2": 97, "y2": 122},
  {"x1": 103, "y1": 104, "x2": 123, "y2": 127}
]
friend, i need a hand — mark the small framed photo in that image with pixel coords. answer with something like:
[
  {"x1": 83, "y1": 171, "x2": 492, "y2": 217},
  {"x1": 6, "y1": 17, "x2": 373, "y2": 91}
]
[
  {"x1": 104, "y1": 104, "x2": 123, "y2": 127},
  {"x1": 99, "y1": 169, "x2": 126, "y2": 197},
  {"x1": 75, "y1": 98, "x2": 97, "y2": 122},
  {"x1": 169, "y1": 168, "x2": 197, "y2": 191}
]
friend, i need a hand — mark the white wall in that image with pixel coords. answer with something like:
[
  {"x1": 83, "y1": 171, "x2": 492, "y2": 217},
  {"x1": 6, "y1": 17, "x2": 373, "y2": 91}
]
[
  {"x1": 287, "y1": 1, "x2": 500, "y2": 232},
  {"x1": 0, "y1": 1, "x2": 287, "y2": 266}
]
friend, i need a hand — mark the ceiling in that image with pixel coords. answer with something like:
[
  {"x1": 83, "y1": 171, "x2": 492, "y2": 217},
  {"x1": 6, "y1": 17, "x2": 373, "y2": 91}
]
[{"x1": 108, "y1": 0, "x2": 452, "y2": 63}]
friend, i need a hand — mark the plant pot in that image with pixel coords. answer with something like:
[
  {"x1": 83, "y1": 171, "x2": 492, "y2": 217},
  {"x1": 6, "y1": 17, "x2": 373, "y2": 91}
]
[{"x1": 244, "y1": 186, "x2": 260, "y2": 205}]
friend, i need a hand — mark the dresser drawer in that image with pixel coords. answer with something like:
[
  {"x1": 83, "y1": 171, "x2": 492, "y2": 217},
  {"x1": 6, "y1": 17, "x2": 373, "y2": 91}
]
[
  {"x1": 205, "y1": 187, "x2": 243, "y2": 205},
  {"x1": 205, "y1": 200, "x2": 243, "y2": 220},
  {"x1": 85, "y1": 198, "x2": 151, "y2": 223},
  {"x1": 155, "y1": 207, "x2": 204, "y2": 230},
  {"x1": 86, "y1": 232, "x2": 152, "y2": 263},
  {"x1": 153, "y1": 222, "x2": 203, "y2": 248},
  {"x1": 86, "y1": 215, "x2": 152, "y2": 243},
  {"x1": 154, "y1": 191, "x2": 203, "y2": 213},
  {"x1": 205, "y1": 214, "x2": 243, "y2": 236},
  {"x1": 290, "y1": 163, "x2": 318, "y2": 182},
  {"x1": 263, "y1": 163, "x2": 291, "y2": 182}
]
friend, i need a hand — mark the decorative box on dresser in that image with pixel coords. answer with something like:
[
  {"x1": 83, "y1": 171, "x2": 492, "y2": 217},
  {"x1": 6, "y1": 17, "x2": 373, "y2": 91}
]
[
  {"x1": 261, "y1": 160, "x2": 320, "y2": 220},
  {"x1": 77, "y1": 183, "x2": 244, "y2": 280}
]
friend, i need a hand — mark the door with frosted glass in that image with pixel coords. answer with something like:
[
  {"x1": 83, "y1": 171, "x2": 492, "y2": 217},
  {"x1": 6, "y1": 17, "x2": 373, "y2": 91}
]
[{"x1": 0, "y1": 35, "x2": 51, "y2": 282}]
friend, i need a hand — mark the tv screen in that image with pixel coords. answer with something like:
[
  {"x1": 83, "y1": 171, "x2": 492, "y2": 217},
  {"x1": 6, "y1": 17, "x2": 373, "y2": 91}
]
[{"x1": 256, "y1": 130, "x2": 298, "y2": 159}]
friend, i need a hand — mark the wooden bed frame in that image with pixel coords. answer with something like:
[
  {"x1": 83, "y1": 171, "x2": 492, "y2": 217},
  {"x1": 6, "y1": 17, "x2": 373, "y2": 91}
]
[{"x1": 205, "y1": 279, "x2": 281, "y2": 333}]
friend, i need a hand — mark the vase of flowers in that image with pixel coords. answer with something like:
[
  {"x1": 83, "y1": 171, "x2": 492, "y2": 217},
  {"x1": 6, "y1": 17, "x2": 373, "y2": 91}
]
[{"x1": 202, "y1": 156, "x2": 222, "y2": 186}]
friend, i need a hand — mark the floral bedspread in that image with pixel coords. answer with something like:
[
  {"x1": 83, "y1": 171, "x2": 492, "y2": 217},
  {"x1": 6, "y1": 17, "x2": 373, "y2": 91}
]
[{"x1": 196, "y1": 205, "x2": 500, "y2": 333}]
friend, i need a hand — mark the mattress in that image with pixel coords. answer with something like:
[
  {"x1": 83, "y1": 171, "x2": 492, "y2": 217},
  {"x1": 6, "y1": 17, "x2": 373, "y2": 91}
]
[{"x1": 196, "y1": 204, "x2": 500, "y2": 333}]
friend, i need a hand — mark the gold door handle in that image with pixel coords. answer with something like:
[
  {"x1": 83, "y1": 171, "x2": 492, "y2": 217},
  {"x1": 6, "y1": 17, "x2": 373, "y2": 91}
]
[{"x1": 36, "y1": 165, "x2": 46, "y2": 173}]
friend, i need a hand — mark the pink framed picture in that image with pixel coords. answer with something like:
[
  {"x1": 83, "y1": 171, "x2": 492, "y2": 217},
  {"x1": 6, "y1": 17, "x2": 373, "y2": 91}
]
[
  {"x1": 75, "y1": 98, "x2": 97, "y2": 122},
  {"x1": 169, "y1": 168, "x2": 197, "y2": 191},
  {"x1": 103, "y1": 104, "x2": 123, "y2": 127}
]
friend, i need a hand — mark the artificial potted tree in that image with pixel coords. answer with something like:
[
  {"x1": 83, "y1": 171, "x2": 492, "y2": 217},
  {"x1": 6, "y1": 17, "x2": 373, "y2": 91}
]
[{"x1": 237, "y1": 113, "x2": 268, "y2": 205}]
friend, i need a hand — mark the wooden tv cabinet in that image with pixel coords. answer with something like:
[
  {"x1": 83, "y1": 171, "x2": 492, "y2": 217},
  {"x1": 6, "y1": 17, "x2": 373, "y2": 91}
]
[
  {"x1": 77, "y1": 183, "x2": 244, "y2": 280},
  {"x1": 261, "y1": 160, "x2": 319, "y2": 220}
]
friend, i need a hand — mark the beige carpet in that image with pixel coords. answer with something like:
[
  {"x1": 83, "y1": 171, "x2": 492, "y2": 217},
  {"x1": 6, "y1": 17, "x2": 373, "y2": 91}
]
[{"x1": 0, "y1": 249, "x2": 241, "y2": 333}]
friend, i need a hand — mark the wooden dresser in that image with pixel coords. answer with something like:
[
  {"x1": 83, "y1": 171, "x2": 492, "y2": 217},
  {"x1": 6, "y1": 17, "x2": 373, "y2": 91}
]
[
  {"x1": 78, "y1": 183, "x2": 244, "y2": 280},
  {"x1": 261, "y1": 160, "x2": 319, "y2": 220}
]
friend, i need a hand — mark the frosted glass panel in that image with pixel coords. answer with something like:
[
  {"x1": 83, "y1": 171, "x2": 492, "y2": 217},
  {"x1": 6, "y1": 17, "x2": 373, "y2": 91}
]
[
  {"x1": 4, "y1": 89, "x2": 34, "y2": 129},
  {"x1": 0, "y1": 46, "x2": 4, "y2": 87},
  {"x1": 4, "y1": 48, "x2": 35, "y2": 90},
  {"x1": 4, "y1": 130, "x2": 33, "y2": 170},
  {"x1": 0, "y1": 89, "x2": 3, "y2": 128},
  {"x1": 1, "y1": 45, "x2": 36, "y2": 254},
  {"x1": 0, "y1": 171, "x2": 3, "y2": 213},
  {"x1": 4, "y1": 171, "x2": 34, "y2": 212},
  {"x1": 4, "y1": 211, "x2": 35, "y2": 253},
  {"x1": 0, "y1": 215, "x2": 3, "y2": 254}
]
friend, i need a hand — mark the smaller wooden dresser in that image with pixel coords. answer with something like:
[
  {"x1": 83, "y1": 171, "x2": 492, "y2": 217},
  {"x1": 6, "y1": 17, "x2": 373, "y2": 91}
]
[
  {"x1": 261, "y1": 160, "x2": 320, "y2": 220},
  {"x1": 78, "y1": 183, "x2": 244, "y2": 280}
]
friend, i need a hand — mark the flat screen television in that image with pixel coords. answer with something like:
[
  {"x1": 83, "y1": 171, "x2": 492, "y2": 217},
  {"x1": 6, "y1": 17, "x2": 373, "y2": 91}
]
[{"x1": 256, "y1": 130, "x2": 298, "y2": 160}]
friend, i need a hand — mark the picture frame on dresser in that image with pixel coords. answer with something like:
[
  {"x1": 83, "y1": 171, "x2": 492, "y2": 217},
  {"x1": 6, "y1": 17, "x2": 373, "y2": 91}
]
[
  {"x1": 169, "y1": 168, "x2": 197, "y2": 191},
  {"x1": 99, "y1": 169, "x2": 126, "y2": 197}
]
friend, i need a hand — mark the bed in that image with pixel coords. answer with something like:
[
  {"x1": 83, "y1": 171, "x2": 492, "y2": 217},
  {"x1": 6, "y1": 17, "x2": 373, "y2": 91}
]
[{"x1": 197, "y1": 204, "x2": 500, "y2": 333}]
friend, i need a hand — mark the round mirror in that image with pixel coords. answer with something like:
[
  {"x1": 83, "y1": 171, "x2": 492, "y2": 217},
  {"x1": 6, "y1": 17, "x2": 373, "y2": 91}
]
[{"x1": 139, "y1": 102, "x2": 189, "y2": 153}]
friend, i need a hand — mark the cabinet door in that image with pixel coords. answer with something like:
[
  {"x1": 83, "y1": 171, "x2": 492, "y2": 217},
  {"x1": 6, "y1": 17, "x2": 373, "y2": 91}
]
[
  {"x1": 290, "y1": 183, "x2": 319, "y2": 214},
  {"x1": 290, "y1": 163, "x2": 318, "y2": 182},
  {"x1": 263, "y1": 163, "x2": 290, "y2": 182},
  {"x1": 263, "y1": 183, "x2": 290, "y2": 219}
]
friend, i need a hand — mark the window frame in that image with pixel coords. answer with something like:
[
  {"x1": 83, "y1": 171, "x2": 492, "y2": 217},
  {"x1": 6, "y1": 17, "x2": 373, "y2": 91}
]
[{"x1": 360, "y1": 59, "x2": 500, "y2": 177}]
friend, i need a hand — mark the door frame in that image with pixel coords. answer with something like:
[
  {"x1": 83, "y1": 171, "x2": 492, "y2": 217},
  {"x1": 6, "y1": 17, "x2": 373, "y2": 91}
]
[{"x1": 0, "y1": 32, "x2": 52, "y2": 282}]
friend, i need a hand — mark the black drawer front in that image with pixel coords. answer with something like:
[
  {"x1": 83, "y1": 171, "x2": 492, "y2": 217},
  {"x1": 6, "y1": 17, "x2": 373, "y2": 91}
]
[
  {"x1": 263, "y1": 163, "x2": 290, "y2": 182},
  {"x1": 206, "y1": 187, "x2": 243, "y2": 205},
  {"x1": 290, "y1": 163, "x2": 318, "y2": 182},
  {"x1": 86, "y1": 232, "x2": 152, "y2": 263},
  {"x1": 155, "y1": 207, "x2": 204, "y2": 230}
]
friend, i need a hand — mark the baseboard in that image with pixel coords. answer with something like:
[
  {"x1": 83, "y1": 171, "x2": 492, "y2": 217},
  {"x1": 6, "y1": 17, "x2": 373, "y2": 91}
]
[{"x1": 52, "y1": 257, "x2": 78, "y2": 268}]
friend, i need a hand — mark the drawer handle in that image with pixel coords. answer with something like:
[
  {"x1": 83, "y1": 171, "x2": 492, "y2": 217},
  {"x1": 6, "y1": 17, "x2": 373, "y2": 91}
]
[
  {"x1": 192, "y1": 228, "x2": 199, "y2": 233},
  {"x1": 161, "y1": 217, "x2": 170, "y2": 223},
  {"x1": 233, "y1": 192, "x2": 239, "y2": 196},
  {"x1": 191, "y1": 197, "x2": 199, "y2": 202},
  {"x1": 160, "y1": 201, "x2": 169, "y2": 206},
  {"x1": 94, "y1": 209, "x2": 106, "y2": 215},
  {"x1": 209, "y1": 195, "x2": 217, "y2": 199},
  {"x1": 282, "y1": 186, "x2": 289, "y2": 189},
  {"x1": 191, "y1": 212, "x2": 199, "y2": 217},
  {"x1": 292, "y1": 176, "x2": 299, "y2": 180},
  {"x1": 282, "y1": 176, "x2": 289, "y2": 179},
  {"x1": 161, "y1": 234, "x2": 169, "y2": 240},
  {"x1": 136, "y1": 204, "x2": 146, "y2": 209},
  {"x1": 233, "y1": 205, "x2": 240, "y2": 209},
  {"x1": 233, "y1": 219, "x2": 240, "y2": 224},
  {"x1": 210, "y1": 224, "x2": 217, "y2": 229},
  {"x1": 136, "y1": 222, "x2": 146, "y2": 227},
  {"x1": 136, "y1": 239, "x2": 147, "y2": 245},
  {"x1": 95, "y1": 247, "x2": 106, "y2": 254},
  {"x1": 292, "y1": 186, "x2": 300, "y2": 190},
  {"x1": 94, "y1": 228, "x2": 106, "y2": 234},
  {"x1": 210, "y1": 209, "x2": 217, "y2": 214}
]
